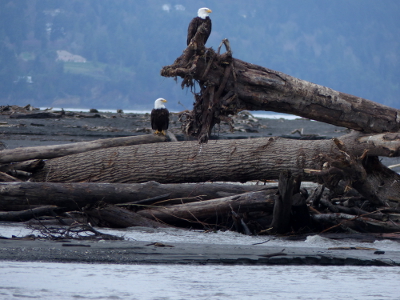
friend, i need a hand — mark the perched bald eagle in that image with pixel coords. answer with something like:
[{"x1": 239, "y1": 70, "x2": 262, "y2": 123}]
[
  {"x1": 187, "y1": 7, "x2": 212, "y2": 46},
  {"x1": 151, "y1": 98, "x2": 169, "y2": 135}
]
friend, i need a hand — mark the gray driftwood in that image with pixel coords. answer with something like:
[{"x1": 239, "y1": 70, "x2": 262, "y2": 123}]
[
  {"x1": 0, "y1": 206, "x2": 64, "y2": 222},
  {"x1": 30, "y1": 132, "x2": 400, "y2": 204},
  {"x1": 269, "y1": 171, "x2": 295, "y2": 234},
  {"x1": 311, "y1": 213, "x2": 400, "y2": 233},
  {"x1": 161, "y1": 35, "x2": 400, "y2": 142},
  {"x1": 0, "y1": 181, "x2": 267, "y2": 211},
  {"x1": 0, "y1": 134, "x2": 166, "y2": 163},
  {"x1": 137, "y1": 190, "x2": 276, "y2": 226},
  {"x1": 85, "y1": 204, "x2": 170, "y2": 228}
]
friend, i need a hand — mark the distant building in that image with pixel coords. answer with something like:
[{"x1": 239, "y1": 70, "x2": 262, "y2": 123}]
[{"x1": 56, "y1": 50, "x2": 87, "y2": 63}]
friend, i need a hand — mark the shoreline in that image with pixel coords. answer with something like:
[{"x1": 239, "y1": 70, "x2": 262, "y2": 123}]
[
  {"x1": 0, "y1": 238, "x2": 399, "y2": 266},
  {"x1": 1, "y1": 106, "x2": 400, "y2": 265},
  {"x1": 39, "y1": 107, "x2": 300, "y2": 119}
]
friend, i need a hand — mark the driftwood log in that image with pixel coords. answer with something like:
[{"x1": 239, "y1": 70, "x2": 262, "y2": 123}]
[
  {"x1": 312, "y1": 213, "x2": 400, "y2": 234},
  {"x1": 30, "y1": 131, "x2": 400, "y2": 205},
  {"x1": 0, "y1": 206, "x2": 66, "y2": 222},
  {"x1": 161, "y1": 33, "x2": 400, "y2": 142},
  {"x1": 0, "y1": 181, "x2": 267, "y2": 211},
  {"x1": 80, "y1": 190, "x2": 276, "y2": 230},
  {"x1": 269, "y1": 171, "x2": 296, "y2": 233},
  {"x1": 85, "y1": 204, "x2": 171, "y2": 228},
  {"x1": 0, "y1": 134, "x2": 166, "y2": 163},
  {"x1": 136, "y1": 189, "x2": 275, "y2": 227}
]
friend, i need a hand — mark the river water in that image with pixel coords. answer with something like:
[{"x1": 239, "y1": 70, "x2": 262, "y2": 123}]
[
  {"x1": 1, "y1": 262, "x2": 399, "y2": 300},
  {"x1": 1, "y1": 223, "x2": 399, "y2": 299}
]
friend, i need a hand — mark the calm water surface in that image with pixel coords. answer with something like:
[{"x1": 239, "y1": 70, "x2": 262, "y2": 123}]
[
  {"x1": 1, "y1": 262, "x2": 399, "y2": 300},
  {"x1": 1, "y1": 224, "x2": 400, "y2": 299}
]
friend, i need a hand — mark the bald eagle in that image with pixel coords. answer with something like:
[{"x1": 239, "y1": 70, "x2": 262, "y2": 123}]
[
  {"x1": 187, "y1": 7, "x2": 212, "y2": 46},
  {"x1": 151, "y1": 98, "x2": 169, "y2": 135}
]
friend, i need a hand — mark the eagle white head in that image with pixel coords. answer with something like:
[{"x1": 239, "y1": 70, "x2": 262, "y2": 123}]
[
  {"x1": 154, "y1": 98, "x2": 167, "y2": 109},
  {"x1": 198, "y1": 7, "x2": 212, "y2": 19}
]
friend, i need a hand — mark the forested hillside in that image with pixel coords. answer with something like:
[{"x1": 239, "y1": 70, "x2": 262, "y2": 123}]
[{"x1": 0, "y1": 0, "x2": 399, "y2": 110}]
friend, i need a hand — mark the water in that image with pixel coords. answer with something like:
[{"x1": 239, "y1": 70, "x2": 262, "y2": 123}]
[
  {"x1": 0, "y1": 262, "x2": 399, "y2": 300},
  {"x1": 1, "y1": 223, "x2": 400, "y2": 299},
  {"x1": 43, "y1": 107, "x2": 299, "y2": 120},
  {"x1": 2, "y1": 222, "x2": 399, "y2": 251}
]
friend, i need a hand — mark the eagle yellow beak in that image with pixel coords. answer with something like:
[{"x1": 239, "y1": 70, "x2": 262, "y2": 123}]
[
  {"x1": 207, "y1": 9, "x2": 212, "y2": 13},
  {"x1": 162, "y1": 99, "x2": 167, "y2": 103}
]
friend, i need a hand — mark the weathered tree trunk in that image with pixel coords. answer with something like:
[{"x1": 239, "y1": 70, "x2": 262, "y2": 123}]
[
  {"x1": 161, "y1": 39, "x2": 400, "y2": 142},
  {"x1": 0, "y1": 171, "x2": 21, "y2": 182},
  {"x1": 311, "y1": 213, "x2": 400, "y2": 233},
  {"x1": 137, "y1": 190, "x2": 275, "y2": 226},
  {"x1": 30, "y1": 132, "x2": 400, "y2": 204},
  {"x1": 0, "y1": 134, "x2": 166, "y2": 163},
  {"x1": 269, "y1": 171, "x2": 295, "y2": 233},
  {"x1": 85, "y1": 204, "x2": 170, "y2": 228},
  {"x1": 0, "y1": 206, "x2": 65, "y2": 222},
  {"x1": 0, "y1": 181, "x2": 267, "y2": 211}
]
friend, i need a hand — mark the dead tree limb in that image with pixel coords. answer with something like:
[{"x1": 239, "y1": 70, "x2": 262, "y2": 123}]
[
  {"x1": 269, "y1": 171, "x2": 295, "y2": 234},
  {"x1": 0, "y1": 181, "x2": 267, "y2": 211},
  {"x1": 0, "y1": 171, "x2": 21, "y2": 182},
  {"x1": 137, "y1": 190, "x2": 275, "y2": 226},
  {"x1": 161, "y1": 37, "x2": 400, "y2": 142},
  {"x1": 0, "y1": 205, "x2": 64, "y2": 222},
  {"x1": 312, "y1": 213, "x2": 400, "y2": 233},
  {"x1": 0, "y1": 134, "x2": 166, "y2": 163},
  {"x1": 85, "y1": 204, "x2": 170, "y2": 228}
]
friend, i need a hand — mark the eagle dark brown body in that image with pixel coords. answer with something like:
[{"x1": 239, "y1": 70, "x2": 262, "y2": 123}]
[
  {"x1": 151, "y1": 108, "x2": 169, "y2": 134},
  {"x1": 151, "y1": 98, "x2": 169, "y2": 135},
  {"x1": 187, "y1": 16, "x2": 212, "y2": 46}
]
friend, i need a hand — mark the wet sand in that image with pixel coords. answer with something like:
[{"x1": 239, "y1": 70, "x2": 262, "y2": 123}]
[{"x1": 0, "y1": 238, "x2": 399, "y2": 266}]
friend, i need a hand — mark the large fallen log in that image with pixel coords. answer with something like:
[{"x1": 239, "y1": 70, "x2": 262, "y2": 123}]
[
  {"x1": 161, "y1": 36, "x2": 400, "y2": 142},
  {"x1": 137, "y1": 190, "x2": 276, "y2": 226},
  {"x1": 0, "y1": 181, "x2": 267, "y2": 211},
  {"x1": 85, "y1": 204, "x2": 170, "y2": 228},
  {"x1": 0, "y1": 134, "x2": 166, "y2": 163},
  {"x1": 311, "y1": 213, "x2": 400, "y2": 233},
  {"x1": 30, "y1": 132, "x2": 400, "y2": 204},
  {"x1": 0, "y1": 206, "x2": 65, "y2": 222}
]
